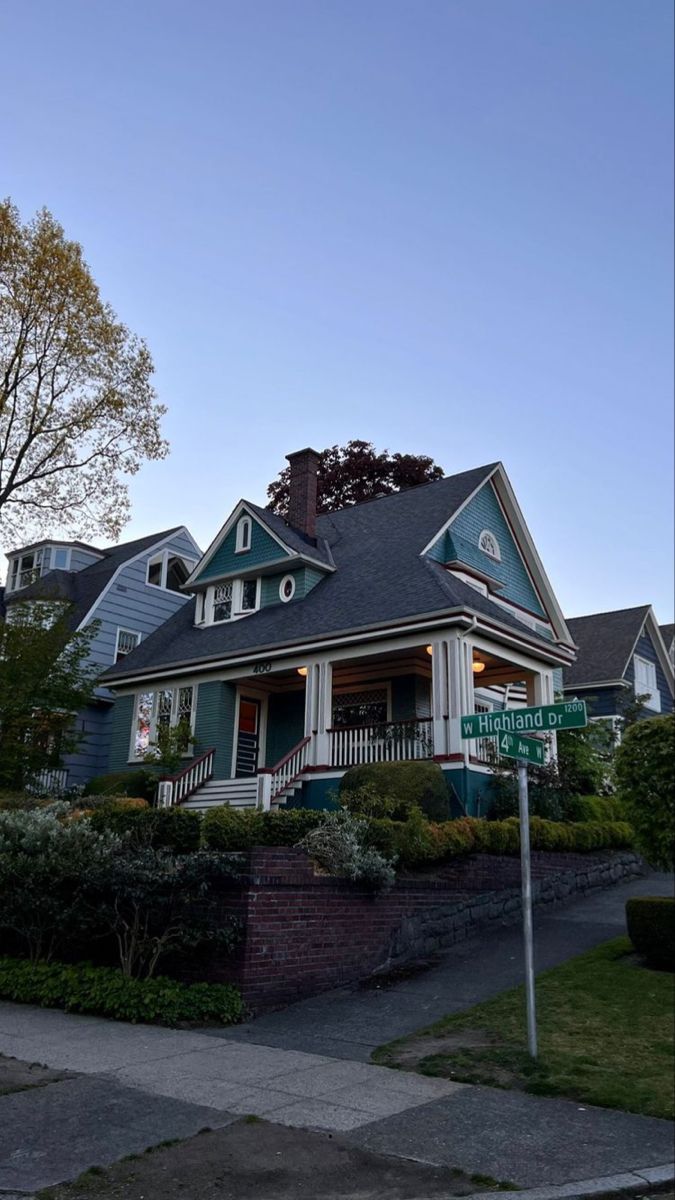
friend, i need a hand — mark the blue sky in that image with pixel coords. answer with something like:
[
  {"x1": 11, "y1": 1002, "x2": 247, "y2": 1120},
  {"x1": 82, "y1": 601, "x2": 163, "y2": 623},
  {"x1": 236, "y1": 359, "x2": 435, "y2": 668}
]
[{"x1": 2, "y1": 0, "x2": 673, "y2": 621}]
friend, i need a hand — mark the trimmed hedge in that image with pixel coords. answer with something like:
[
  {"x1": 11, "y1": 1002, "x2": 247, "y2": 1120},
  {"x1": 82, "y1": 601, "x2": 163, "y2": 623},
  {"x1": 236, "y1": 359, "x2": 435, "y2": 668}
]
[
  {"x1": 88, "y1": 803, "x2": 201, "y2": 853},
  {"x1": 201, "y1": 806, "x2": 324, "y2": 852},
  {"x1": 0, "y1": 957, "x2": 244, "y2": 1025},
  {"x1": 366, "y1": 813, "x2": 634, "y2": 869},
  {"x1": 567, "y1": 795, "x2": 625, "y2": 823},
  {"x1": 339, "y1": 761, "x2": 452, "y2": 822},
  {"x1": 626, "y1": 897, "x2": 675, "y2": 971},
  {"x1": 82, "y1": 770, "x2": 158, "y2": 801}
]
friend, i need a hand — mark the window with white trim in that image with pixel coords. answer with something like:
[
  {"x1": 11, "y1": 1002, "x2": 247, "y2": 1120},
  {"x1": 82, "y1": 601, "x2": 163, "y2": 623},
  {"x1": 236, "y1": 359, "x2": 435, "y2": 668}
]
[
  {"x1": 51, "y1": 547, "x2": 70, "y2": 570},
  {"x1": 132, "y1": 685, "x2": 195, "y2": 759},
  {"x1": 8, "y1": 549, "x2": 44, "y2": 591},
  {"x1": 279, "y1": 574, "x2": 296, "y2": 602},
  {"x1": 146, "y1": 551, "x2": 195, "y2": 593},
  {"x1": 235, "y1": 516, "x2": 252, "y2": 553},
  {"x1": 115, "y1": 628, "x2": 141, "y2": 663},
  {"x1": 478, "y1": 530, "x2": 501, "y2": 561},
  {"x1": 633, "y1": 655, "x2": 660, "y2": 712},
  {"x1": 209, "y1": 578, "x2": 260, "y2": 623}
]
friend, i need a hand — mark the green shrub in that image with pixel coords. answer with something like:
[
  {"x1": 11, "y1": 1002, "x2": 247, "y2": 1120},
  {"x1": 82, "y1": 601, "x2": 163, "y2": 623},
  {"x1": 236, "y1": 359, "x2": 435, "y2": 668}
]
[
  {"x1": 340, "y1": 761, "x2": 451, "y2": 822},
  {"x1": 83, "y1": 770, "x2": 158, "y2": 801},
  {"x1": 567, "y1": 795, "x2": 625, "y2": 823},
  {"x1": 0, "y1": 790, "x2": 49, "y2": 811},
  {"x1": 297, "y1": 809, "x2": 395, "y2": 890},
  {"x1": 626, "y1": 897, "x2": 675, "y2": 971},
  {"x1": 339, "y1": 782, "x2": 400, "y2": 820},
  {"x1": 89, "y1": 804, "x2": 201, "y2": 853},
  {"x1": 615, "y1": 716, "x2": 675, "y2": 869},
  {"x1": 201, "y1": 806, "x2": 324, "y2": 851},
  {"x1": 0, "y1": 956, "x2": 244, "y2": 1025}
]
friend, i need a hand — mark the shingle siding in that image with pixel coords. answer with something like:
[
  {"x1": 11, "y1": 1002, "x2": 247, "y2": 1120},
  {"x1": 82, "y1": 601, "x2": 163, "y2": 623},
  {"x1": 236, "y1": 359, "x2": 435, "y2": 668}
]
[
  {"x1": 195, "y1": 517, "x2": 289, "y2": 583},
  {"x1": 260, "y1": 566, "x2": 325, "y2": 609},
  {"x1": 438, "y1": 481, "x2": 546, "y2": 617}
]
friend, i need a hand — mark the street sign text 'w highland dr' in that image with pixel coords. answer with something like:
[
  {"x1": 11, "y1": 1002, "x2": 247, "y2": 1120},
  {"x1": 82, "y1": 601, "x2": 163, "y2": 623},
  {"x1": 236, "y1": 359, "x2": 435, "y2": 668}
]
[{"x1": 460, "y1": 699, "x2": 587, "y2": 739}]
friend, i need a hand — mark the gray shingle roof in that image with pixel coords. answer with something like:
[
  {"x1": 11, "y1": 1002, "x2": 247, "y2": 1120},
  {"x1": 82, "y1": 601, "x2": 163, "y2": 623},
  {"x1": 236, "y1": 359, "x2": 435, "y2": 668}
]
[
  {"x1": 660, "y1": 623, "x2": 674, "y2": 649},
  {"x1": 4, "y1": 528, "x2": 183, "y2": 629},
  {"x1": 102, "y1": 465, "x2": 560, "y2": 683},
  {"x1": 563, "y1": 606, "x2": 650, "y2": 688},
  {"x1": 245, "y1": 502, "x2": 334, "y2": 568}
]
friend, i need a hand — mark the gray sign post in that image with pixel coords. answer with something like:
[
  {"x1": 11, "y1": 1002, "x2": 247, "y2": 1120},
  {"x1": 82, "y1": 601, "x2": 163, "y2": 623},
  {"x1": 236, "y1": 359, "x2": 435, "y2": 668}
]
[{"x1": 461, "y1": 699, "x2": 588, "y2": 1059}]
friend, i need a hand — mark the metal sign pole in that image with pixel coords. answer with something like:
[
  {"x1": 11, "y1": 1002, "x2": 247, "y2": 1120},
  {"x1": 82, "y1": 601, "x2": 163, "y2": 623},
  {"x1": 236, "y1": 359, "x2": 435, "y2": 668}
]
[{"x1": 517, "y1": 761, "x2": 538, "y2": 1058}]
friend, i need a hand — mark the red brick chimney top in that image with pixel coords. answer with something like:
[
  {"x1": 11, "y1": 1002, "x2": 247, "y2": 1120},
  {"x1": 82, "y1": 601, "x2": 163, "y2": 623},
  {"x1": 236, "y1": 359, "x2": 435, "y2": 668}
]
[{"x1": 286, "y1": 447, "x2": 321, "y2": 541}]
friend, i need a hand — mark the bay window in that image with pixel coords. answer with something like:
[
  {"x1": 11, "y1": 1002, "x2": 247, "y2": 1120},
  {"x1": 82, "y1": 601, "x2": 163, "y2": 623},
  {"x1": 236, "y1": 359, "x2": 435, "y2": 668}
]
[{"x1": 132, "y1": 685, "x2": 195, "y2": 759}]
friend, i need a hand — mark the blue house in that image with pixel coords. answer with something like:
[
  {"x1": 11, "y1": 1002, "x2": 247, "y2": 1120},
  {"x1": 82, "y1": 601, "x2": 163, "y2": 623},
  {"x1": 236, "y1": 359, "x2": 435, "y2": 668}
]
[
  {"x1": 3, "y1": 527, "x2": 201, "y2": 788},
  {"x1": 102, "y1": 449, "x2": 577, "y2": 814},
  {"x1": 562, "y1": 606, "x2": 674, "y2": 726}
]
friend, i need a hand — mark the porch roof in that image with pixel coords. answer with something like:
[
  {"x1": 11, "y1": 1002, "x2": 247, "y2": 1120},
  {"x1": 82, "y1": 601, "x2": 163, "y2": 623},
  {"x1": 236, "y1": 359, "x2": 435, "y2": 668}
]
[{"x1": 103, "y1": 465, "x2": 566, "y2": 683}]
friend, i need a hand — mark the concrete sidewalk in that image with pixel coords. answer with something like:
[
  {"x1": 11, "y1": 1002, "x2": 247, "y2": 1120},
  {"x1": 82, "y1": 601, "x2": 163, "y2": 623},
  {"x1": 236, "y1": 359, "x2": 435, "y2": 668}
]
[{"x1": 0, "y1": 873, "x2": 673, "y2": 1194}]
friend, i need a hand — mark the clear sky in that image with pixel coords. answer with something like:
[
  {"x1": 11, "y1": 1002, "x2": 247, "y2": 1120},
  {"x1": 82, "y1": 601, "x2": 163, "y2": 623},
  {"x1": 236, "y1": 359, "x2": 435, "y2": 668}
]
[{"x1": 2, "y1": 0, "x2": 673, "y2": 622}]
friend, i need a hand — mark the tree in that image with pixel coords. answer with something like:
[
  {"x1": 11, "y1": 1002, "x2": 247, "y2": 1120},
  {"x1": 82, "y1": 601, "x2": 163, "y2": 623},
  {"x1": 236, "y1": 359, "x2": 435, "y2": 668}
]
[
  {"x1": 0, "y1": 200, "x2": 167, "y2": 545},
  {"x1": 266, "y1": 439, "x2": 444, "y2": 516},
  {"x1": 615, "y1": 715, "x2": 674, "y2": 869},
  {"x1": 0, "y1": 601, "x2": 98, "y2": 789}
]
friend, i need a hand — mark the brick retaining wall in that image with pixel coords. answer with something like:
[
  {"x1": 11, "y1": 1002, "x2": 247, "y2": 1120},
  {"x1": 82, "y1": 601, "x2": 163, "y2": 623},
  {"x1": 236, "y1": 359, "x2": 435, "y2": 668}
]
[{"x1": 182, "y1": 849, "x2": 644, "y2": 1010}]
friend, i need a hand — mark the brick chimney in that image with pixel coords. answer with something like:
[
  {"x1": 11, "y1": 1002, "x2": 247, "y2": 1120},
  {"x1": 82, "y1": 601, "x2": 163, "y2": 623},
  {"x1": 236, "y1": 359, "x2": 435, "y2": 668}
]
[{"x1": 286, "y1": 447, "x2": 320, "y2": 540}]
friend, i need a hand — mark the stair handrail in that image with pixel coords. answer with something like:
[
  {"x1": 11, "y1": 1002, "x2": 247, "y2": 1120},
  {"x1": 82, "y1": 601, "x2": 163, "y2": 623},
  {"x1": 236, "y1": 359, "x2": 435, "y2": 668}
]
[
  {"x1": 260, "y1": 735, "x2": 312, "y2": 803},
  {"x1": 156, "y1": 747, "x2": 216, "y2": 808}
]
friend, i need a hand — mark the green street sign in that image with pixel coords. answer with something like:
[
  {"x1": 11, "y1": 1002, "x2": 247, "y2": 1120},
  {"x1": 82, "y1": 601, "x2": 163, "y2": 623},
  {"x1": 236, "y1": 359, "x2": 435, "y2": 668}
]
[
  {"x1": 495, "y1": 731, "x2": 545, "y2": 765},
  {"x1": 460, "y1": 700, "x2": 587, "y2": 739}
]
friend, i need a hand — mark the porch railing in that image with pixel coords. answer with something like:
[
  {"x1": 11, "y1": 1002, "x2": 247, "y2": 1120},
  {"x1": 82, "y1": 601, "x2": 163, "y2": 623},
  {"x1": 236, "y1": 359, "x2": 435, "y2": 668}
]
[
  {"x1": 25, "y1": 767, "x2": 69, "y2": 797},
  {"x1": 257, "y1": 735, "x2": 312, "y2": 810},
  {"x1": 329, "y1": 718, "x2": 434, "y2": 768},
  {"x1": 157, "y1": 748, "x2": 215, "y2": 808}
]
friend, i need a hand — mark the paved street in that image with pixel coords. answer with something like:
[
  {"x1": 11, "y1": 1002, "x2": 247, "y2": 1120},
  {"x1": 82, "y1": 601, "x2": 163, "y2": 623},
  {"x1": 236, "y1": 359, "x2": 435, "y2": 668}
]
[{"x1": 0, "y1": 873, "x2": 673, "y2": 1194}]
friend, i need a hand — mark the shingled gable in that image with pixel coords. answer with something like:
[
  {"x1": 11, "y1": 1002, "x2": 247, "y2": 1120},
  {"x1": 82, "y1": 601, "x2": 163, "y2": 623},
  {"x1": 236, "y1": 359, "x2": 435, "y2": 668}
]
[
  {"x1": 564, "y1": 605, "x2": 674, "y2": 689},
  {"x1": 103, "y1": 462, "x2": 575, "y2": 685}
]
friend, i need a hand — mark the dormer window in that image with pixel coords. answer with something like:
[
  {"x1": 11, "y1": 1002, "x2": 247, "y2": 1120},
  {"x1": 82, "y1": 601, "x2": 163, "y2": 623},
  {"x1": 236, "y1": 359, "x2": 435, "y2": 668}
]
[
  {"x1": 51, "y1": 547, "x2": 70, "y2": 570},
  {"x1": 8, "y1": 549, "x2": 44, "y2": 591},
  {"x1": 478, "y1": 530, "x2": 501, "y2": 562},
  {"x1": 235, "y1": 516, "x2": 252, "y2": 553},
  {"x1": 207, "y1": 578, "x2": 260, "y2": 624},
  {"x1": 147, "y1": 551, "x2": 195, "y2": 593}
]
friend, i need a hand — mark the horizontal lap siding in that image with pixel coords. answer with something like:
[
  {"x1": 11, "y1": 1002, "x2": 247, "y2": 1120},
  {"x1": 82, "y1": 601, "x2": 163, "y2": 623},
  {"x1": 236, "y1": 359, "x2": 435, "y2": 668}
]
[
  {"x1": 624, "y1": 631, "x2": 674, "y2": 715},
  {"x1": 107, "y1": 694, "x2": 136, "y2": 771},
  {"x1": 194, "y1": 681, "x2": 237, "y2": 778},
  {"x1": 69, "y1": 548, "x2": 103, "y2": 572},
  {"x1": 265, "y1": 690, "x2": 305, "y2": 767},
  {"x1": 63, "y1": 703, "x2": 113, "y2": 786}
]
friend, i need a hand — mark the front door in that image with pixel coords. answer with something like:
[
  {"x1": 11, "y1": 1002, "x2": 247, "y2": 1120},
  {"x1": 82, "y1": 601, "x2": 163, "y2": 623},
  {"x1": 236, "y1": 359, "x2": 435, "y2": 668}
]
[{"x1": 235, "y1": 697, "x2": 261, "y2": 776}]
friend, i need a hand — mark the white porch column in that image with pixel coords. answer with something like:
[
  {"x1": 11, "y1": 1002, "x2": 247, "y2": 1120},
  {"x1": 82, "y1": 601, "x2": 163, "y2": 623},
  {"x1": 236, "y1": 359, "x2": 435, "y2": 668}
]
[
  {"x1": 447, "y1": 634, "x2": 469, "y2": 760},
  {"x1": 526, "y1": 671, "x2": 556, "y2": 760},
  {"x1": 311, "y1": 660, "x2": 333, "y2": 767},
  {"x1": 430, "y1": 638, "x2": 449, "y2": 756}
]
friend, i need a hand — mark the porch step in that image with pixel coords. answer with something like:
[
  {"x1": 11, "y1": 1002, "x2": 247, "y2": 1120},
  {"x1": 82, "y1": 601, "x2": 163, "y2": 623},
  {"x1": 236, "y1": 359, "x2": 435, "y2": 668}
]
[{"x1": 182, "y1": 778, "x2": 259, "y2": 811}]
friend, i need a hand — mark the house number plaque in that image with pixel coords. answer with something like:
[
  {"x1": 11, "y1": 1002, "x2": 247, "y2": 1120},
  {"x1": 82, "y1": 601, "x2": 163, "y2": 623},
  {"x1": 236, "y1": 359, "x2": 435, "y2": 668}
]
[{"x1": 252, "y1": 661, "x2": 272, "y2": 674}]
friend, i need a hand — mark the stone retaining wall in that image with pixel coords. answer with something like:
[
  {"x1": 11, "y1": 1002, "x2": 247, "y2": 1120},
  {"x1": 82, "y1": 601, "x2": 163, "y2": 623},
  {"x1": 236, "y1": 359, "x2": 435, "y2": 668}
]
[{"x1": 183, "y1": 849, "x2": 644, "y2": 1010}]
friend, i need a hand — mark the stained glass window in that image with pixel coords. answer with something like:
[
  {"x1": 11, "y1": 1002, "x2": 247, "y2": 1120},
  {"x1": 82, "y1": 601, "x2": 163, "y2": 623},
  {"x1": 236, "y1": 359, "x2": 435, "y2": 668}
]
[{"x1": 213, "y1": 583, "x2": 233, "y2": 622}]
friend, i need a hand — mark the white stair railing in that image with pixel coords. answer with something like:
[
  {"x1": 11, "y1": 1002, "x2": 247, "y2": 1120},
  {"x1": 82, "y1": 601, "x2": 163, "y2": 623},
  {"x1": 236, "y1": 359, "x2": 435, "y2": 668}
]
[
  {"x1": 329, "y1": 718, "x2": 434, "y2": 767},
  {"x1": 157, "y1": 748, "x2": 215, "y2": 808},
  {"x1": 257, "y1": 736, "x2": 312, "y2": 807}
]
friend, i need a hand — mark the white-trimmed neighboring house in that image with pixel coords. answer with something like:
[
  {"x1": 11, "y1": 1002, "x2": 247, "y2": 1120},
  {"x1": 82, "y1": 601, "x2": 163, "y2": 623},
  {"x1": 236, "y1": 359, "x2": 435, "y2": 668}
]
[
  {"x1": 3, "y1": 527, "x2": 201, "y2": 788},
  {"x1": 101, "y1": 449, "x2": 578, "y2": 816}
]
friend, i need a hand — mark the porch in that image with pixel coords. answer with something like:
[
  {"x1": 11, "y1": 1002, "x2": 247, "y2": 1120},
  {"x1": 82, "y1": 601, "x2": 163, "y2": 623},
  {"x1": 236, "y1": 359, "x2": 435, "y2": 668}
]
[{"x1": 156, "y1": 633, "x2": 555, "y2": 812}]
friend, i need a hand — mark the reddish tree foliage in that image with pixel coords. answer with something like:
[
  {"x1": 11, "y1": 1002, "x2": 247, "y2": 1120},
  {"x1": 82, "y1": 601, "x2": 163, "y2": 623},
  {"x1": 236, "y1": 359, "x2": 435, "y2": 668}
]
[{"x1": 267, "y1": 440, "x2": 444, "y2": 517}]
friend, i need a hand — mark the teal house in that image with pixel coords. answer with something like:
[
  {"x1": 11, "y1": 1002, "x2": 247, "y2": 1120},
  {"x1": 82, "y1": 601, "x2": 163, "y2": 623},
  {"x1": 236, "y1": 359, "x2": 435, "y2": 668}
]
[{"x1": 102, "y1": 449, "x2": 577, "y2": 814}]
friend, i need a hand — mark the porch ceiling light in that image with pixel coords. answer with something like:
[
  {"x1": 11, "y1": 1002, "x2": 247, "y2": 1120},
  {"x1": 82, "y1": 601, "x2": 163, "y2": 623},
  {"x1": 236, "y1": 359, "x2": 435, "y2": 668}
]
[
  {"x1": 472, "y1": 660, "x2": 486, "y2": 674},
  {"x1": 297, "y1": 667, "x2": 308, "y2": 676},
  {"x1": 425, "y1": 645, "x2": 433, "y2": 655}
]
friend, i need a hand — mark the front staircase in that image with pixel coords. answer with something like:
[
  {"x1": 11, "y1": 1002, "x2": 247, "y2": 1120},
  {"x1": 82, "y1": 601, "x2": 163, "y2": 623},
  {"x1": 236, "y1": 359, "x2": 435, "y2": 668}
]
[{"x1": 159, "y1": 737, "x2": 312, "y2": 812}]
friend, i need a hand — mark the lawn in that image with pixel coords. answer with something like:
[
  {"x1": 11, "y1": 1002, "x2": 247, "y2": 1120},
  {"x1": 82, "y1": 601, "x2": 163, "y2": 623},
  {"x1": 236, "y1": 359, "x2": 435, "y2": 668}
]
[{"x1": 373, "y1": 937, "x2": 675, "y2": 1120}]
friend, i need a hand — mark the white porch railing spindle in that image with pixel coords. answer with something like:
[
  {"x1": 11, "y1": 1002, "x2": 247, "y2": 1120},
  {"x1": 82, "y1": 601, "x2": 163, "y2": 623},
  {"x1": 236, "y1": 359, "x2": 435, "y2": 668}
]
[{"x1": 329, "y1": 718, "x2": 434, "y2": 768}]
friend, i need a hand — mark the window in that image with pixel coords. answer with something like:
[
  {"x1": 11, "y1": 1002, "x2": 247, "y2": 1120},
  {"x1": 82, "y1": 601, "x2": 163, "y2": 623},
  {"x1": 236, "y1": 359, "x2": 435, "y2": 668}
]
[
  {"x1": 235, "y1": 516, "x2": 252, "y2": 553},
  {"x1": 333, "y1": 687, "x2": 389, "y2": 728},
  {"x1": 478, "y1": 530, "x2": 501, "y2": 561},
  {"x1": 279, "y1": 574, "x2": 296, "y2": 602},
  {"x1": 146, "y1": 551, "x2": 195, "y2": 592},
  {"x1": 634, "y1": 655, "x2": 660, "y2": 712},
  {"x1": 115, "y1": 628, "x2": 141, "y2": 663},
  {"x1": 8, "y1": 549, "x2": 44, "y2": 591},
  {"x1": 51, "y1": 547, "x2": 70, "y2": 570},
  {"x1": 209, "y1": 578, "x2": 259, "y2": 623},
  {"x1": 132, "y1": 686, "x2": 195, "y2": 759}
]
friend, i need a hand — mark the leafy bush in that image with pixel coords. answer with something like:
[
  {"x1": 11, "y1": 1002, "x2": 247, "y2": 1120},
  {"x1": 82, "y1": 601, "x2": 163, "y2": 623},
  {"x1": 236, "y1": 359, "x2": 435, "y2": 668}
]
[
  {"x1": 83, "y1": 770, "x2": 158, "y2": 801},
  {"x1": 89, "y1": 803, "x2": 201, "y2": 853},
  {"x1": 339, "y1": 782, "x2": 400, "y2": 820},
  {"x1": 615, "y1": 715, "x2": 675, "y2": 869},
  {"x1": 566, "y1": 795, "x2": 625, "y2": 823},
  {"x1": 0, "y1": 805, "x2": 119, "y2": 963},
  {"x1": 0, "y1": 790, "x2": 51, "y2": 812},
  {"x1": 626, "y1": 897, "x2": 675, "y2": 971},
  {"x1": 201, "y1": 806, "x2": 324, "y2": 851},
  {"x1": 0, "y1": 957, "x2": 244, "y2": 1026},
  {"x1": 297, "y1": 809, "x2": 395, "y2": 890},
  {"x1": 340, "y1": 761, "x2": 451, "y2": 821}
]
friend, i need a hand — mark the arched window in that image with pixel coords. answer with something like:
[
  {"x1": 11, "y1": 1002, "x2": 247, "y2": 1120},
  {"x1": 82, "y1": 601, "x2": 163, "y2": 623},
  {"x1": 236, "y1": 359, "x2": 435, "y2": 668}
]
[
  {"x1": 235, "y1": 516, "x2": 252, "y2": 553},
  {"x1": 478, "y1": 529, "x2": 501, "y2": 561}
]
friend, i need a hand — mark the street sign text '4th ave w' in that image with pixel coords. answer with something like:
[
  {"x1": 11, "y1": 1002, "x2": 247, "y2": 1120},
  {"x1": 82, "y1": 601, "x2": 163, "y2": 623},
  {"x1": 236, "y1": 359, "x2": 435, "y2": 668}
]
[
  {"x1": 494, "y1": 731, "x2": 545, "y2": 765},
  {"x1": 460, "y1": 699, "x2": 588, "y2": 740}
]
